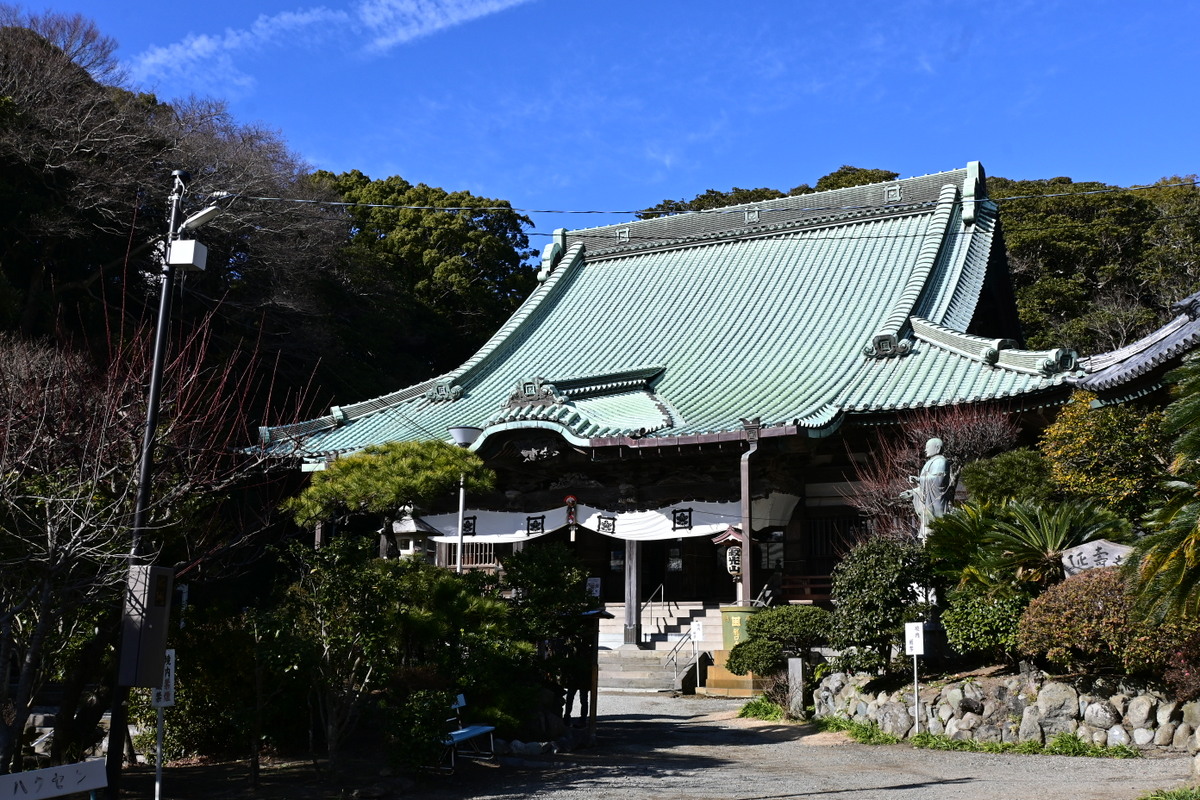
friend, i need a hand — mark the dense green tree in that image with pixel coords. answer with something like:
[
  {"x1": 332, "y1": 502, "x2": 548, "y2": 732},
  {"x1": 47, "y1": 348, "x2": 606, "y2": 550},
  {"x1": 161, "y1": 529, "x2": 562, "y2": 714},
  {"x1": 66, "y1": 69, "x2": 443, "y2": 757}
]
[
  {"x1": 271, "y1": 537, "x2": 513, "y2": 776},
  {"x1": 813, "y1": 165, "x2": 900, "y2": 192},
  {"x1": 284, "y1": 439, "x2": 494, "y2": 533},
  {"x1": 991, "y1": 175, "x2": 1200, "y2": 352},
  {"x1": 961, "y1": 447, "x2": 1052, "y2": 505},
  {"x1": 637, "y1": 186, "x2": 787, "y2": 218},
  {"x1": 1039, "y1": 391, "x2": 1169, "y2": 518},
  {"x1": 313, "y1": 170, "x2": 536, "y2": 388}
]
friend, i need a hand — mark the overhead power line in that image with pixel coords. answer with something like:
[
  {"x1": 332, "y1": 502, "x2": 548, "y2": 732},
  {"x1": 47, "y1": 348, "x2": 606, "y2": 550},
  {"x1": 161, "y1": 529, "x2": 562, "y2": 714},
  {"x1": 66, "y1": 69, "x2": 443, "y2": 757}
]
[{"x1": 226, "y1": 178, "x2": 1198, "y2": 219}]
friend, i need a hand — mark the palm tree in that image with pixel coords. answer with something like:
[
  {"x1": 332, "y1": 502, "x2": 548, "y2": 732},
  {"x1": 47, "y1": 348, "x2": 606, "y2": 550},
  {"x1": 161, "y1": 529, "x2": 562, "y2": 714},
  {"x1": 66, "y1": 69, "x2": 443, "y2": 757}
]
[
  {"x1": 981, "y1": 500, "x2": 1131, "y2": 590},
  {"x1": 1129, "y1": 354, "x2": 1200, "y2": 619}
]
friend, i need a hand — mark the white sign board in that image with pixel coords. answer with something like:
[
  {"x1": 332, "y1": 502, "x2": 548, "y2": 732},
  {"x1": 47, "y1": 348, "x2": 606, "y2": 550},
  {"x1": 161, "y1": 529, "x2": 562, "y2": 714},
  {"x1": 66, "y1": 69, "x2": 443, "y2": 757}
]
[
  {"x1": 152, "y1": 648, "x2": 176, "y2": 708},
  {"x1": 0, "y1": 760, "x2": 106, "y2": 798},
  {"x1": 586, "y1": 577, "x2": 602, "y2": 598},
  {"x1": 904, "y1": 622, "x2": 925, "y2": 656},
  {"x1": 1062, "y1": 539, "x2": 1133, "y2": 577}
]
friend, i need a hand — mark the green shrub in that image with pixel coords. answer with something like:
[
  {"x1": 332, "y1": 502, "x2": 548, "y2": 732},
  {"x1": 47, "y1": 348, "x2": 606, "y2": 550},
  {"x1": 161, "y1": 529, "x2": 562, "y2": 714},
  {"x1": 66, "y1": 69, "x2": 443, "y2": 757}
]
[
  {"x1": 829, "y1": 537, "x2": 931, "y2": 674},
  {"x1": 962, "y1": 448, "x2": 1052, "y2": 504},
  {"x1": 746, "y1": 604, "x2": 831, "y2": 654},
  {"x1": 385, "y1": 689, "x2": 456, "y2": 771},
  {"x1": 726, "y1": 638, "x2": 784, "y2": 676},
  {"x1": 1017, "y1": 567, "x2": 1187, "y2": 674},
  {"x1": 738, "y1": 696, "x2": 785, "y2": 721},
  {"x1": 129, "y1": 605, "x2": 309, "y2": 762},
  {"x1": 940, "y1": 587, "x2": 1030, "y2": 662}
]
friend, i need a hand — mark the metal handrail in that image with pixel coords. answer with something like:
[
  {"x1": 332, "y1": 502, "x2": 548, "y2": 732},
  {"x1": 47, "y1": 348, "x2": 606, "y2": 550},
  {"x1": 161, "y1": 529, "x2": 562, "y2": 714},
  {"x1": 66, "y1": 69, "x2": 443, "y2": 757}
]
[
  {"x1": 665, "y1": 630, "x2": 704, "y2": 686},
  {"x1": 640, "y1": 583, "x2": 665, "y2": 639}
]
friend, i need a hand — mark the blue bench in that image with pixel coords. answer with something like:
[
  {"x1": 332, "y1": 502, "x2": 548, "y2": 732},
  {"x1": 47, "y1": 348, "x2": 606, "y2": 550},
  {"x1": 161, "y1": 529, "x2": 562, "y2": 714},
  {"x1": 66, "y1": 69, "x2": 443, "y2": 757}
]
[{"x1": 441, "y1": 694, "x2": 495, "y2": 771}]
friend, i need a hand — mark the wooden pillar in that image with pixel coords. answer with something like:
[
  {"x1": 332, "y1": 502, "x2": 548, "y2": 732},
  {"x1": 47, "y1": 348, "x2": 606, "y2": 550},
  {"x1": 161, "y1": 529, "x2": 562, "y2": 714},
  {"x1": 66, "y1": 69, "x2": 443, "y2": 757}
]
[
  {"x1": 622, "y1": 539, "x2": 641, "y2": 647},
  {"x1": 740, "y1": 419, "x2": 761, "y2": 604}
]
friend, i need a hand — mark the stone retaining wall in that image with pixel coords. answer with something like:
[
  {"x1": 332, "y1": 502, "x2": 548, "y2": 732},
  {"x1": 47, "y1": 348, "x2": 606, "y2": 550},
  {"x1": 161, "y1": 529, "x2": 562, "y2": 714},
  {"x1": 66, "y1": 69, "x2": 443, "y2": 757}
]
[{"x1": 813, "y1": 671, "x2": 1200, "y2": 752}]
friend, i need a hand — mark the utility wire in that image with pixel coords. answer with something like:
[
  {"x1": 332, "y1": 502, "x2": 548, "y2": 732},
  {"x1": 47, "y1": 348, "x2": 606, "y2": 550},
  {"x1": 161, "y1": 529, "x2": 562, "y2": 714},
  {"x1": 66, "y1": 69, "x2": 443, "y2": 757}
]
[{"x1": 222, "y1": 178, "x2": 1198, "y2": 219}]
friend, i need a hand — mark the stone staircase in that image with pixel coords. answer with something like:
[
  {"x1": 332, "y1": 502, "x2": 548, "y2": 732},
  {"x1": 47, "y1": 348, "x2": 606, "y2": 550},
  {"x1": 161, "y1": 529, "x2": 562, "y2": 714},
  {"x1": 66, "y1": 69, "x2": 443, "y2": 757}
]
[
  {"x1": 595, "y1": 602, "x2": 722, "y2": 692},
  {"x1": 597, "y1": 601, "x2": 724, "y2": 651}
]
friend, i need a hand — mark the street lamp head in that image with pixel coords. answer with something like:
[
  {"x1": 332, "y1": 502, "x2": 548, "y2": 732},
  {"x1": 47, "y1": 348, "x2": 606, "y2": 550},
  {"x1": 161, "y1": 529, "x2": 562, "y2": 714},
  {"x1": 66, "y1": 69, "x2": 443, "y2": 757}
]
[
  {"x1": 178, "y1": 205, "x2": 222, "y2": 233},
  {"x1": 449, "y1": 426, "x2": 483, "y2": 448}
]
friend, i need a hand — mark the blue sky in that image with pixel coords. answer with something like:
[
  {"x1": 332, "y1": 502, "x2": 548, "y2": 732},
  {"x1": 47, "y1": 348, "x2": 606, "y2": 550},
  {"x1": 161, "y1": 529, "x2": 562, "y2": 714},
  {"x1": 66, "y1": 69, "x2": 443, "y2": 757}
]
[{"x1": 17, "y1": 0, "x2": 1200, "y2": 242}]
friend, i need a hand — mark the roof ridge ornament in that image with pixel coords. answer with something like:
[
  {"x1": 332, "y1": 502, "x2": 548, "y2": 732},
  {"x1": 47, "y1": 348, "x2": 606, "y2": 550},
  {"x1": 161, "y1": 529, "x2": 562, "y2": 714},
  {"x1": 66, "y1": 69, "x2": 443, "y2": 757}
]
[
  {"x1": 863, "y1": 332, "x2": 913, "y2": 359},
  {"x1": 962, "y1": 161, "x2": 986, "y2": 226},
  {"x1": 536, "y1": 228, "x2": 568, "y2": 282},
  {"x1": 506, "y1": 376, "x2": 566, "y2": 409},
  {"x1": 425, "y1": 380, "x2": 463, "y2": 402}
]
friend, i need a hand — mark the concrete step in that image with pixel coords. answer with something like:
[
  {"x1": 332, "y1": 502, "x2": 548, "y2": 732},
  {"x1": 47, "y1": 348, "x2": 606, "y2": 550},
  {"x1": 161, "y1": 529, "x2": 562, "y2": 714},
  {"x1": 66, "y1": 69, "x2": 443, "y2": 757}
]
[
  {"x1": 595, "y1": 647, "x2": 708, "y2": 692},
  {"x1": 598, "y1": 602, "x2": 725, "y2": 651}
]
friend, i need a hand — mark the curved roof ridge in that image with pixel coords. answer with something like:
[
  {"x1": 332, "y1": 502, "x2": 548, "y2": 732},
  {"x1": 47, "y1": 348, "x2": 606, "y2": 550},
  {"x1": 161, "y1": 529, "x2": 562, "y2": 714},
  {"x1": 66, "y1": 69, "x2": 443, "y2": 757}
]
[
  {"x1": 1074, "y1": 302, "x2": 1200, "y2": 392},
  {"x1": 912, "y1": 315, "x2": 1077, "y2": 376},
  {"x1": 910, "y1": 316, "x2": 1015, "y2": 365},
  {"x1": 568, "y1": 165, "x2": 971, "y2": 237},
  {"x1": 935, "y1": 201, "x2": 998, "y2": 330},
  {"x1": 1078, "y1": 313, "x2": 1190, "y2": 373},
  {"x1": 445, "y1": 242, "x2": 587, "y2": 386},
  {"x1": 564, "y1": 165, "x2": 974, "y2": 257},
  {"x1": 871, "y1": 183, "x2": 959, "y2": 341}
]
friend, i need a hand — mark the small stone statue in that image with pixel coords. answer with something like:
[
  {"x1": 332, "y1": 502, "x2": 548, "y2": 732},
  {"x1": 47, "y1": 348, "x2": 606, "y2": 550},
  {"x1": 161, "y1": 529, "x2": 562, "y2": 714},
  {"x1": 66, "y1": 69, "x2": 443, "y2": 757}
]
[{"x1": 903, "y1": 438, "x2": 953, "y2": 540}]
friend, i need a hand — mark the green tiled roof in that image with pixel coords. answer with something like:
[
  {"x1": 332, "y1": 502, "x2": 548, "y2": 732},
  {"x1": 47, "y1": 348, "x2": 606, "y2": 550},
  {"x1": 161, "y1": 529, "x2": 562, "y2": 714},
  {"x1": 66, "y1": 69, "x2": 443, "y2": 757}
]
[{"x1": 261, "y1": 162, "x2": 1079, "y2": 461}]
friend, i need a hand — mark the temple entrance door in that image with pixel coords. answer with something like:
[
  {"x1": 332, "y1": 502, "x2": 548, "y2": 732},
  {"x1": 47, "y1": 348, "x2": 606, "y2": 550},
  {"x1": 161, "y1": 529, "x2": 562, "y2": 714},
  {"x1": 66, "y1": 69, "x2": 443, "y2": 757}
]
[
  {"x1": 639, "y1": 538, "x2": 723, "y2": 603},
  {"x1": 570, "y1": 527, "x2": 626, "y2": 604}
]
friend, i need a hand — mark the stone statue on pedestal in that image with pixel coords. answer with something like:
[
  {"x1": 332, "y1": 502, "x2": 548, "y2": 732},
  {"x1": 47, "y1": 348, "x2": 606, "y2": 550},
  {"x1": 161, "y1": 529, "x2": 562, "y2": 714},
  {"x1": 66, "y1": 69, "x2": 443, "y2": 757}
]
[{"x1": 903, "y1": 437, "x2": 953, "y2": 540}]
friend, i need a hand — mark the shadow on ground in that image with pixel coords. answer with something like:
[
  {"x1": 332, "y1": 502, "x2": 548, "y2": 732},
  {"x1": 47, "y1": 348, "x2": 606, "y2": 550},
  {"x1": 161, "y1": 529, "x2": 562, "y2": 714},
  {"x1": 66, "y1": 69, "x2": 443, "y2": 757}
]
[{"x1": 121, "y1": 698, "x2": 812, "y2": 799}]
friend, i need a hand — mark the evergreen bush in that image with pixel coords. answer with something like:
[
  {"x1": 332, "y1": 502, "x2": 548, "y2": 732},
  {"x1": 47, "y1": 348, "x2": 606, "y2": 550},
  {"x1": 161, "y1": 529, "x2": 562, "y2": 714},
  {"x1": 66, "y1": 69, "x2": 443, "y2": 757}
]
[
  {"x1": 961, "y1": 448, "x2": 1052, "y2": 504},
  {"x1": 828, "y1": 537, "x2": 930, "y2": 674},
  {"x1": 725, "y1": 638, "x2": 784, "y2": 676},
  {"x1": 940, "y1": 587, "x2": 1030, "y2": 663},
  {"x1": 746, "y1": 604, "x2": 831, "y2": 654},
  {"x1": 1017, "y1": 567, "x2": 1186, "y2": 674}
]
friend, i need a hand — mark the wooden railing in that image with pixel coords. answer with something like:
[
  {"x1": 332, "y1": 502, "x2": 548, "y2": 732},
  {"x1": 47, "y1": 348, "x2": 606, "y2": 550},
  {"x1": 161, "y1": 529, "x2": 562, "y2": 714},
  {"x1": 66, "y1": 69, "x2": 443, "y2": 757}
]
[
  {"x1": 436, "y1": 541, "x2": 498, "y2": 571},
  {"x1": 780, "y1": 575, "x2": 833, "y2": 604}
]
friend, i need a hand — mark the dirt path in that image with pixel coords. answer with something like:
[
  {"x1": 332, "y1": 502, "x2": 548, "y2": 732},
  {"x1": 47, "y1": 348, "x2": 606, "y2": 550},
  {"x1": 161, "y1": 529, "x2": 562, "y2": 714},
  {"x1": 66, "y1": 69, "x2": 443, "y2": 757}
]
[
  {"x1": 422, "y1": 692, "x2": 1196, "y2": 800},
  {"x1": 127, "y1": 691, "x2": 1197, "y2": 799}
]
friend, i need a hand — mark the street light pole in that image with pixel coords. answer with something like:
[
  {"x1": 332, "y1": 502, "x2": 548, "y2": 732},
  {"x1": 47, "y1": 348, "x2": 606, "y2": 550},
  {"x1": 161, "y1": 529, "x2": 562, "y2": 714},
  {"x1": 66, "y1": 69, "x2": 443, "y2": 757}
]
[
  {"x1": 128, "y1": 170, "x2": 185, "y2": 559},
  {"x1": 105, "y1": 170, "x2": 221, "y2": 798},
  {"x1": 448, "y1": 426, "x2": 483, "y2": 573}
]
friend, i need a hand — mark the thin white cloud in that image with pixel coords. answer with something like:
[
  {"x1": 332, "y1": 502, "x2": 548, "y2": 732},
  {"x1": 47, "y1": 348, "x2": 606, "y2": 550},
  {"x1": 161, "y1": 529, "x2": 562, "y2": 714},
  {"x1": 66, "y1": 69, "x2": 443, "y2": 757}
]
[
  {"x1": 130, "y1": 0, "x2": 533, "y2": 96},
  {"x1": 131, "y1": 7, "x2": 349, "y2": 94},
  {"x1": 357, "y1": 0, "x2": 533, "y2": 51}
]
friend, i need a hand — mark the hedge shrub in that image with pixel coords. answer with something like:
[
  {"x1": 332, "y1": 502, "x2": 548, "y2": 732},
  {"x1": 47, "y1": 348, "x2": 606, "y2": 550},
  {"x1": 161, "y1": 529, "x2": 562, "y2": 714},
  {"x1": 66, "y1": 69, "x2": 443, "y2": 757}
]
[
  {"x1": 746, "y1": 604, "x2": 831, "y2": 654},
  {"x1": 940, "y1": 587, "x2": 1030, "y2": 663},
  {"x1": 829, "y1": 537, "x2": 930, "y2": 674},
  {"x1": 1164, "y1": 629, "x2": 1200, "y2": 702},
  {"x1": 725, "y1": 638, "x2": 784, "y2": 676}
]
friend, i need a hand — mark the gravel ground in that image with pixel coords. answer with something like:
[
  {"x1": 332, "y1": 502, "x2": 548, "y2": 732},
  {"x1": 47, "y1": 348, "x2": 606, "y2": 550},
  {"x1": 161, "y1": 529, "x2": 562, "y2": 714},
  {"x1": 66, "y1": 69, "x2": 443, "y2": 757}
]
[{"x1": 422, "y1": 690, "x2": 1198, "y2": 800}]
